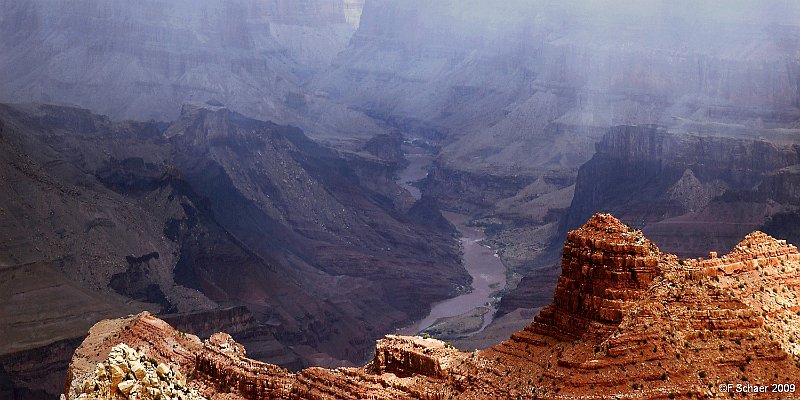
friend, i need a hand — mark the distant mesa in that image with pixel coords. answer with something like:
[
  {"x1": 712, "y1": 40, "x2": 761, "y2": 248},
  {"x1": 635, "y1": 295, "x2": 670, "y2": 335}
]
[{"x1": 66, "y1": 213, "x2": 800, "y2": 400}]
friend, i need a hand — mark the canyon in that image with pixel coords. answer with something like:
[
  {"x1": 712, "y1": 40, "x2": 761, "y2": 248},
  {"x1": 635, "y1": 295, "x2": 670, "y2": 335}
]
[
  {"x1": 2, "y1": 1, "x2": 800, "y2": 399},
  {"x1": 64, "y1": 214, "x2": 800, "y2": 399},
  {"x1": 394, "y1": 148, "x2": 507, "y2": 340},
  {"x1": 0, "y1": 102, "x2": 465, "y2": 398},
  {"x1": 312, "y1": 0, "x2": 800, "y2": 331},
  {"x1": 410, "y1": 212, "x2": 506, "y2": 339},
  {"x1": 315, "y1": 0, "x2": 800, "y2": 176}
]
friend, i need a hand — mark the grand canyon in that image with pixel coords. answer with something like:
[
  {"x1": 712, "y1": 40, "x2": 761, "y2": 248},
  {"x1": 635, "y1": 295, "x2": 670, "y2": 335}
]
[{"x1": 1, "y1": 1, "x2": 799, "y2": 399}]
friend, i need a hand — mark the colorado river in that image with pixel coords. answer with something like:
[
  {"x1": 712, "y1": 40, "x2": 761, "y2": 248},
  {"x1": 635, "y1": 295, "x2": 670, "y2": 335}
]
[
  {"x1": 396, "y1": 145, "x2": 432, "y2": 201},
  {"x1": 396, "y1": 144, "x2": 507, "y2": 335}
]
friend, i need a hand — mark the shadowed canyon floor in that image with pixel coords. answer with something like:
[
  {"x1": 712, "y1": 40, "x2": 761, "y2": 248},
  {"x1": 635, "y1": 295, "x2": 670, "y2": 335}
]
[{"x1": 66, "y1": 214, "x2": 800, "y2": 399}]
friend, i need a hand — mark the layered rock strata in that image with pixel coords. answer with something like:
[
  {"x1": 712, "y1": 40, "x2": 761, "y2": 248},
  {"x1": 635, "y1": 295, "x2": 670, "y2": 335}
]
[
  {"x1": 695, "y1": 231, "x2": 800, "y2": 276},
  {"x1": 317, "y1": 0, "x2": 800, "y2": 174},
  {"x1": 530, "y1": 213, "x2": 662, "y2": 341},
  {"x1": 565, "y1": 124, "x2": 800, "y2": 257},
  {"x1": 66, "y1": 214, "x2": 800, "y2": 399},
  {"x1": 0, "y1": 0, "x2": 376, "y2": 144}
]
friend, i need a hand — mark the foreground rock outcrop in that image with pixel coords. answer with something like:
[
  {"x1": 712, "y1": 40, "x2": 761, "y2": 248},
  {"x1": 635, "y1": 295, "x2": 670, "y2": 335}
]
[
  {"x1": 66, "y1": 214, "x2": 800, "y2": 399},
  {"x1": 75, "y1": 344, "x2": 202, "y2": 400}
]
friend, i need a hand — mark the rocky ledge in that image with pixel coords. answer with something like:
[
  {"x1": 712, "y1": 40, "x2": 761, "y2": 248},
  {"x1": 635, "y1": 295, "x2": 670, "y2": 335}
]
[{"x1": 65, "y1": 214, "x2": 800, "y2": 399}]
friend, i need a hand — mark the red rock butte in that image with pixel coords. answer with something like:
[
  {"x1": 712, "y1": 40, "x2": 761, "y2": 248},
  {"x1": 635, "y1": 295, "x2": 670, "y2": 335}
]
[
  {"x1": 67, "y1": 213, "x2": 800, "y2": 400},
  {"x1": 530, "y1": 213, "x2": 663, "y2": 341}
]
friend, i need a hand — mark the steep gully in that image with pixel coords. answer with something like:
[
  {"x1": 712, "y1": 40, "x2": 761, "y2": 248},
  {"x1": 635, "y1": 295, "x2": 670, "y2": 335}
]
[{"x1": 396, "y1": 145, "x2": 506, "y2": 335}]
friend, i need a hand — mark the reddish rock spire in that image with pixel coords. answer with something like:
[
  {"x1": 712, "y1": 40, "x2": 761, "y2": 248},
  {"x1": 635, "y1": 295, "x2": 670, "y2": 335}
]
[{"x1": 529, "y1": 213, "x2": 662, "y2": 340}]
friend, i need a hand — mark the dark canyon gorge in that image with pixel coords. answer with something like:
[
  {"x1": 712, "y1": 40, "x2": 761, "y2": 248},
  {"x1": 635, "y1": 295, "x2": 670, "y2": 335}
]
[{"x1": 1, "y1": 1, "x2": 800, "y2": 399}]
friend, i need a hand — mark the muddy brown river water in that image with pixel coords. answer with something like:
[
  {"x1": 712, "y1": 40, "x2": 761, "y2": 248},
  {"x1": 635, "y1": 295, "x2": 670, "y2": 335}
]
[{"x1": 396, "y1": 146, "x2": 507, "y2": 334}]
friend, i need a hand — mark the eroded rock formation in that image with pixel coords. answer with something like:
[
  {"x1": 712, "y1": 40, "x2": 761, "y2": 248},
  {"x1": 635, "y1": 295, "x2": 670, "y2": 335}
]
[
  {"x1": 529, "y1": 213, "x2": 662, "y2": 341},
  {"x1": 66, "y1": 214, "x2": 800, "y2": 399}
]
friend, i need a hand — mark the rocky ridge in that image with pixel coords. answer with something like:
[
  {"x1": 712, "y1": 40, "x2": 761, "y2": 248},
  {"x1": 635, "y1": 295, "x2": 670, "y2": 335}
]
[{"x1": 66, "y1": 214, "x2": 800, "y2": 399}]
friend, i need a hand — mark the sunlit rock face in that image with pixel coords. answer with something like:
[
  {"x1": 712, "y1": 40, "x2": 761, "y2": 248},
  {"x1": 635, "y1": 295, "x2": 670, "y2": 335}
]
[{"x1": 0, "y1": 0, "x2": 370, "y2": 137}]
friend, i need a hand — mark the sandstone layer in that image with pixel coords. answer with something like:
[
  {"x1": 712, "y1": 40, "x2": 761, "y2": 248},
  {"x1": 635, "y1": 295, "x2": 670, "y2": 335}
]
[{"x1": 66, "y1": 214, "x2": 800, "y2": 399}]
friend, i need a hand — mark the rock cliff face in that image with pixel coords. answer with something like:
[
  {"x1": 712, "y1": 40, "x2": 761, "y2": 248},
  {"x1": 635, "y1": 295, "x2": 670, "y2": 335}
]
[
  {"x1": 65, "y1": 214, "x2": 800, "y2": 400},
  {"x1": 263, "y1": 0, "x2": 363, "y2": 71},
  {"x1": 566, "y1": 125, "x2": 800, "y2": 257},
  {"x1": 0, "y1": 103, "x2": 464, "y2": 397}
]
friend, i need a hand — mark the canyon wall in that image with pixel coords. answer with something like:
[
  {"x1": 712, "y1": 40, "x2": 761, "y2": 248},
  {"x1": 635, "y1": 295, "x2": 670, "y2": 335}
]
[
  {"x1": 0, "y1": 0, "x2": 373, "y2": 143},
  {"x1": 315, "y1": 0, "x2": 800, "y2": 174},
  {"x1": 566, "y1": 125, "x2": 800, "y2": 257}
]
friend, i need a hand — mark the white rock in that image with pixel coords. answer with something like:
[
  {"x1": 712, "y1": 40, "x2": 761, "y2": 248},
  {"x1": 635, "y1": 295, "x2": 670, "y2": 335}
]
[
  {"x1": 156, "y1": 363, "x2": 170, "y2": 378},
  {"x1": 118, "y1": 380, "x2": 135, "y2": 395},
  {"x1": 130, "y1": 361, "x2": 147, "y2": 380}
]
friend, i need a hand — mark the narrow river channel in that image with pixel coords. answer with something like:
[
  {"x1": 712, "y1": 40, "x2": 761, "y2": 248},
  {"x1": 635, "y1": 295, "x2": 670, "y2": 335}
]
[{"x1": 397, "y1": 145, "x2": 506, "y2": 334}]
